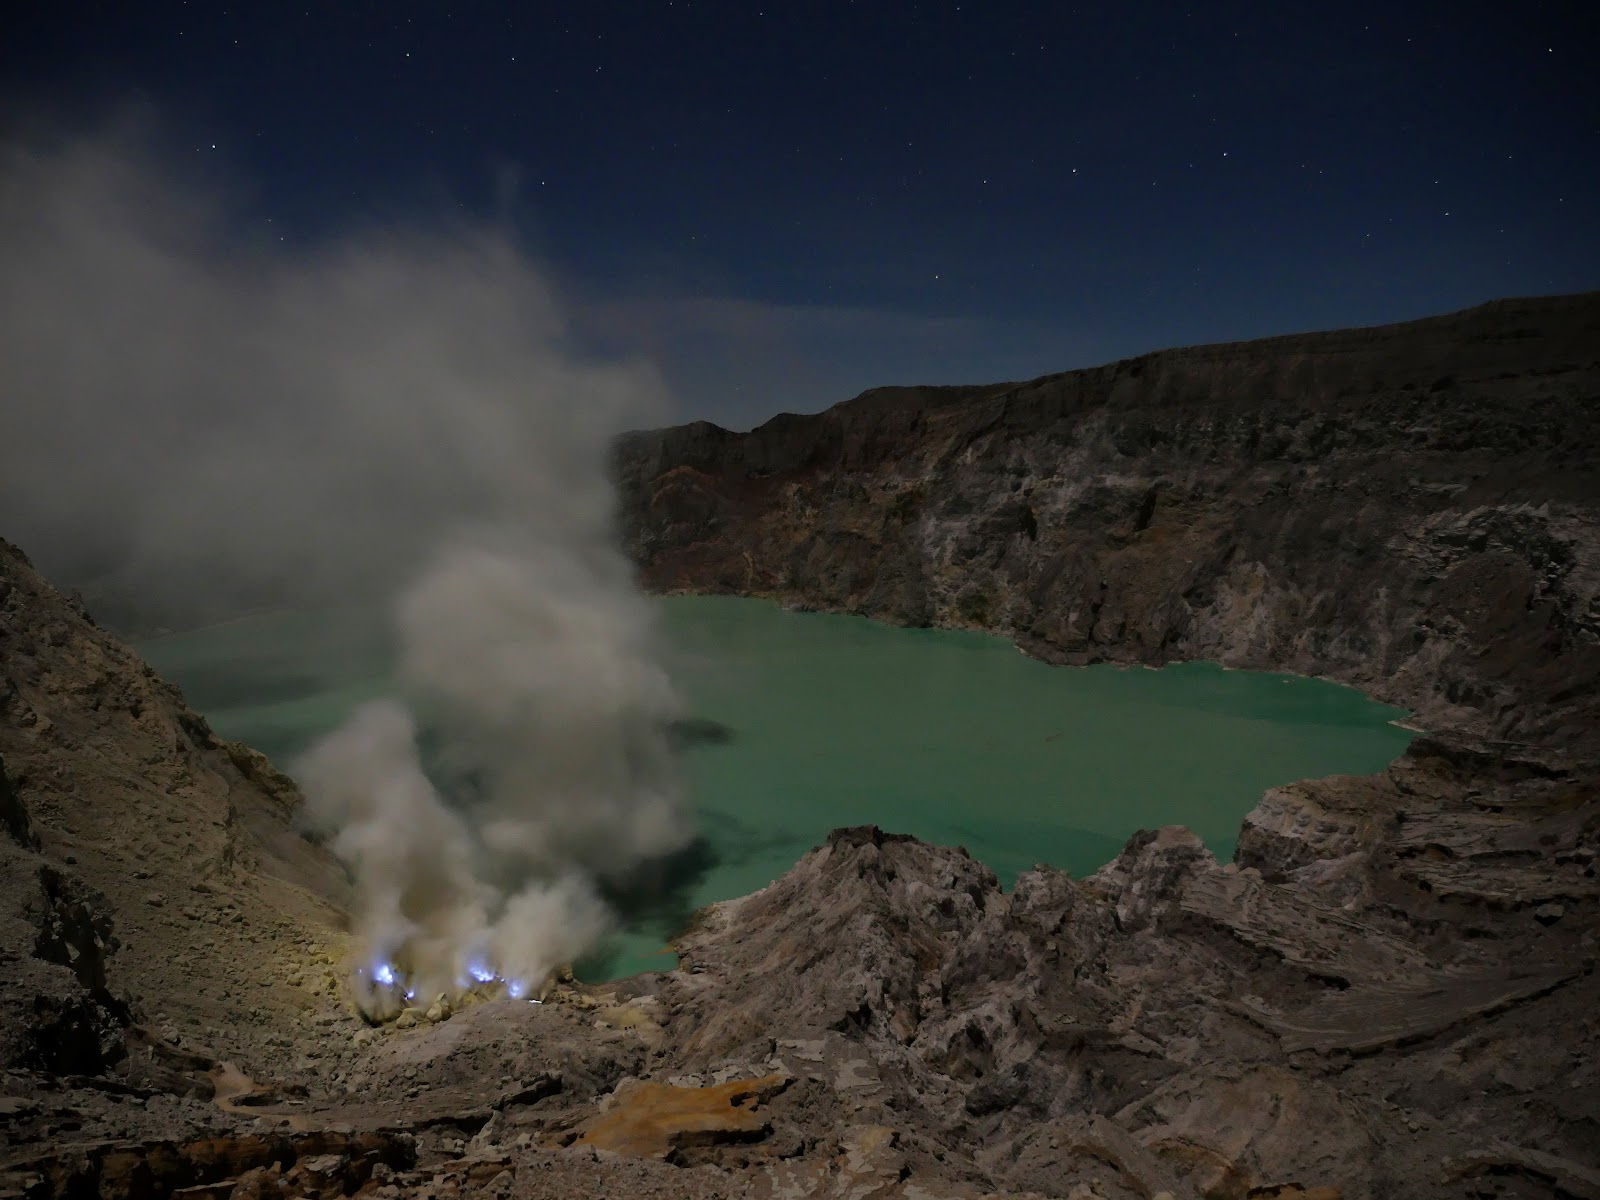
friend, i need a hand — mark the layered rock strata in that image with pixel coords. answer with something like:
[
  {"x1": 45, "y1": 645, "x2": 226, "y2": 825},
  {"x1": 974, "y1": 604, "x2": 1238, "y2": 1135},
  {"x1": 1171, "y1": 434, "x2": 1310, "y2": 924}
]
[{"x1": 617, "y1": 292, "x2": 1600, "y2": 757}]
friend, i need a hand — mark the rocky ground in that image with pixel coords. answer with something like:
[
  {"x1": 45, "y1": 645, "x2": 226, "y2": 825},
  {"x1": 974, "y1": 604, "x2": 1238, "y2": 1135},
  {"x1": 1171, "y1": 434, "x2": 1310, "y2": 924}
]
[{"x1": 4, "y1": 294, "x2": 1599, "y2": 1198}]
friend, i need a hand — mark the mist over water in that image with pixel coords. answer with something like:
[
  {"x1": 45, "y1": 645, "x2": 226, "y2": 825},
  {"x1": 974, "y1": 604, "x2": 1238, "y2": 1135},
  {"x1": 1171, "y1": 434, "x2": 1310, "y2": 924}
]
[
  {"x1": 0, "y1": 128, "x2": 692, "y2": 1011},
  {"x1": 141, "y1": 595, "x2": 1417, "y2": 980}
]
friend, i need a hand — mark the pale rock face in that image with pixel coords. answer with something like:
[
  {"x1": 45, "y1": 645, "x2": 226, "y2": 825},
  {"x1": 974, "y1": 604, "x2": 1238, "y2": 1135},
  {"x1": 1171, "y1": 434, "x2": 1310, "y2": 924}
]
[{"x1": 1235, "y1": 780, "x2": 1380, "y2": 876}]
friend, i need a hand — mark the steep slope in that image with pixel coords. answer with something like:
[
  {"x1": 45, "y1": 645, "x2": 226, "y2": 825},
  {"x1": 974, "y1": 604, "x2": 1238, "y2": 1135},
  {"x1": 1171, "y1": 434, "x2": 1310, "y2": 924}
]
[
  {"x1": 0, "y1": 536, "x2": 350, "y2": 1086},
  {"x1": 618, "y1": 292, "x2": 1600, "y2": 759}
]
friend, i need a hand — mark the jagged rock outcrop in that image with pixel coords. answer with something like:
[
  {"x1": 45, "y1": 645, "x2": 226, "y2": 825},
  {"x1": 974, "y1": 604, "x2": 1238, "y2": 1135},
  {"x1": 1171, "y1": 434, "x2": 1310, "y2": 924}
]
[
  {"x1": 617, "y1": 292, "x2": 1600, "y2": 758},
  {"x1": 655, "y1": 787, "x2": 1597, "y2": 1199},
  {"x1": 0, "y1": 838, "x2": 129, "y2": 1076},
  {"x1": 0, "y1": 754, "x2": 35, "y2": 850}
]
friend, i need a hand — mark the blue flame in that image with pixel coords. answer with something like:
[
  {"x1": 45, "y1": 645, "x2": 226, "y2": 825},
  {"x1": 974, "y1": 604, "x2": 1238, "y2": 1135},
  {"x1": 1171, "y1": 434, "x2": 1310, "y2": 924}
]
[
  {"x1": 373, "y1": 961, "x2": 396, "y2": 987},
  {"x1": 466, "y1": 957, "x2": 497, "y2": 984},
  {"x1": 507, "y1": 979, "x2": 526, "y2": 999}
]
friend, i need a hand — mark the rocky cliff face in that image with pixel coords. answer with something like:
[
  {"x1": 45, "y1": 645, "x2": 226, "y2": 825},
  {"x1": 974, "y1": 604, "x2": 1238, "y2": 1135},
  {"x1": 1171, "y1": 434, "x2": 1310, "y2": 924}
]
[
  {"x1": 3, "y1": 296, "x2": 1598, "y2": 1198},
  {"x1": 618, "y1": 293, "x2": 1600, "y2": 759}
]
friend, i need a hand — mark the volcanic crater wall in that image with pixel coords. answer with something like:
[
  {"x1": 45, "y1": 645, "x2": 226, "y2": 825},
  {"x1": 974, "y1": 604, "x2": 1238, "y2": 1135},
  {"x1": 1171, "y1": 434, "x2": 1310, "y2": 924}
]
[
  {"x1": 617, "y1": 293, "x2": 1600, "y2": 758},
  {"x1": 2, "y1": 301, "x2": 1599, "y2": 1200}
]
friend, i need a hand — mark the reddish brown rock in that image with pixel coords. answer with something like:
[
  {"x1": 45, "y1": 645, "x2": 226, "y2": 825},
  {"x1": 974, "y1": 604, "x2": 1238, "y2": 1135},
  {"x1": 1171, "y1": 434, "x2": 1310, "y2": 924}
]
[{"x1": 569, "y1": 1074, "x2": 790, "y2": 1160}]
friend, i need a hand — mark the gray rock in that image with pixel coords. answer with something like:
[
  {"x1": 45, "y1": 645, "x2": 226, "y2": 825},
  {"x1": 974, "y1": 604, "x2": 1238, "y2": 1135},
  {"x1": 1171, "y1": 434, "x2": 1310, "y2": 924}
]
[{"x1": 0, "y1": 1096, "x2": 40, "y2": 1120}]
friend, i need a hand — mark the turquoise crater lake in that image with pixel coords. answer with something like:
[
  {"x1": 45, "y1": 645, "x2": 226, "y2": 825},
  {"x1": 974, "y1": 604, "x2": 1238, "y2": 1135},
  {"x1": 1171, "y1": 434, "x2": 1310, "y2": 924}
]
[{"x1": 138, "y1": 595, "x2": 1414, "y2": 979}]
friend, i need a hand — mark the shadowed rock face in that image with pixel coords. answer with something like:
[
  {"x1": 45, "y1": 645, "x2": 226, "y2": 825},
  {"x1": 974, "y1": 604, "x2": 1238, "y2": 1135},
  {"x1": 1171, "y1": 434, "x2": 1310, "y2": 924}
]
[
  {"x1": 2, "y1": 296, "x2": 1598, "y2": 1198},
  {"x1": 662, "y1": 810, "x2": 1597, "y2": 1199},
  {"x1": 617, "y1": 292, "x2": 1600, "y2": 758}
]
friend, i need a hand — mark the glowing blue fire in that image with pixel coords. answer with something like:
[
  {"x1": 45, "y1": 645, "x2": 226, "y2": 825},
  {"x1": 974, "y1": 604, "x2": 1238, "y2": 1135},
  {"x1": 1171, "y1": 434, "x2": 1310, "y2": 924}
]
[{"x1": 363, "y1": 952, "x2": 530, "y2": 1008}]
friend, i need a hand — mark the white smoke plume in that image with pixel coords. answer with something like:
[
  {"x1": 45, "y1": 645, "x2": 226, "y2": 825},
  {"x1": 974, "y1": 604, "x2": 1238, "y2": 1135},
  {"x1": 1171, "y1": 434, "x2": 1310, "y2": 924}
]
[
  {"x1": 0, "y1": 121, "x2": 692, "y2": 1011},
  {"x1": 299, "y1": 538, "x2": 688, "y2": 1010}
]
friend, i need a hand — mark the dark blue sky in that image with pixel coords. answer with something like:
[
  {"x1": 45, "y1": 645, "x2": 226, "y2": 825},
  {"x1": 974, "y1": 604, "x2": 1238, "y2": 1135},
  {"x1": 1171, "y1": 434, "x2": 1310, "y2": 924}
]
[{"x1": 5, "y1": 1, "x2": 1597, "y2": 427}]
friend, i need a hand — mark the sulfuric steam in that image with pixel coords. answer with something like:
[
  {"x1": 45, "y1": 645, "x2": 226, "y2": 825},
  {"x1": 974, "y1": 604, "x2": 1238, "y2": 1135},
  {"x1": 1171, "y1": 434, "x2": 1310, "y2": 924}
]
[
  {"x1": 0, "y1": 121, "x2": 693, "y2": 1015},
  {"x1": 298, "y1": 541, "x2": 691, "y2": 1013}
]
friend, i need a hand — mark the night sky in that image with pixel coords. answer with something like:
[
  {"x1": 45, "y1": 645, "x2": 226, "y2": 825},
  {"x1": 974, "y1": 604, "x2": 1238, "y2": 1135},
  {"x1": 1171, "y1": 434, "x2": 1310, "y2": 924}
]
[{"x1": 4, "y1": 1, "x2": 1597, "y2": 428}]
